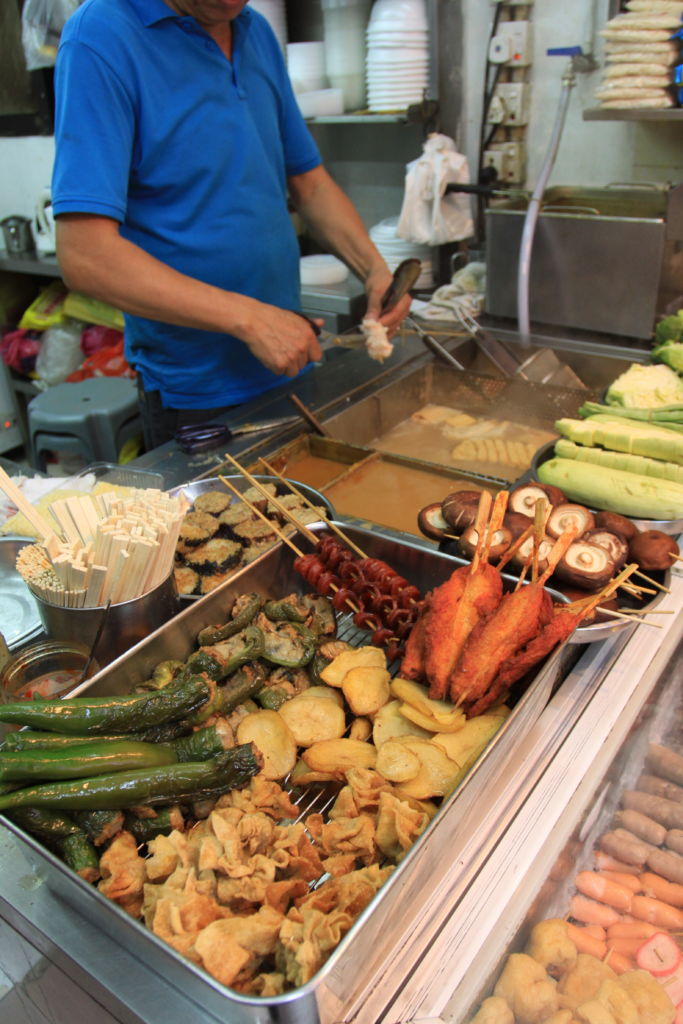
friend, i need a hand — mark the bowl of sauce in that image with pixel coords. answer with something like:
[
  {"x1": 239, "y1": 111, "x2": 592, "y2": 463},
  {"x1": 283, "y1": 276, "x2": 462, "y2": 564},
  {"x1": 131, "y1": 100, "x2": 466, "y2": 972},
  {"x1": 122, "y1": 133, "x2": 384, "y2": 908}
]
[{"x1": 1, "y1": 640, "x2": 99, "y2": 703}]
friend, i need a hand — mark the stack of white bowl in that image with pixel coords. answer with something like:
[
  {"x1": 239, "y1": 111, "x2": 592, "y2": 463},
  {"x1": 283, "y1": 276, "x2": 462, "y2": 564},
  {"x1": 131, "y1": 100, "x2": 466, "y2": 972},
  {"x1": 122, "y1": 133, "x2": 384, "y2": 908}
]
[
  {"x1": 366, "y1": 0, "x2": 430, "y2": 113},
  {"x1": 249, "y1": 0, "x2": 288, "y2": 53},
  {"x1": 287, "y1": 42, "x2": 327, "y2": 94},
  {"x1": 370, "y1": 217, "x2": 433, "y2": 289}
]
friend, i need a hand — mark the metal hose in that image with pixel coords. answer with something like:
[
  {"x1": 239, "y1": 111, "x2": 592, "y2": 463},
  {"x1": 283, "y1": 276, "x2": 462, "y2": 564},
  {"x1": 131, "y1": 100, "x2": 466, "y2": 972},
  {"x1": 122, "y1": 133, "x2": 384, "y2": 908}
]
[{"x1": 517, "y1": 63, "x2": 576, "y2": 347}]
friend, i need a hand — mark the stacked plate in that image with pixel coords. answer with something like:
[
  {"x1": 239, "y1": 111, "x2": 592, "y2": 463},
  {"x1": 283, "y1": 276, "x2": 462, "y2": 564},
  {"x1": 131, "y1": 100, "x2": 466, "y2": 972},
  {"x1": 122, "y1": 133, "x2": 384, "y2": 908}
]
[
  {"x1": 370, "y1": 217, "x2": 433, "y2": 289},
  {"x1": 249, "y1": 0, "x2": 288, "y2": 53},
  {"x1": 287, "y1": 41, "x2": 327, "y2": 94},
  {"x1": 366, "y1": 0, "x2": 430, "y2": 112}
]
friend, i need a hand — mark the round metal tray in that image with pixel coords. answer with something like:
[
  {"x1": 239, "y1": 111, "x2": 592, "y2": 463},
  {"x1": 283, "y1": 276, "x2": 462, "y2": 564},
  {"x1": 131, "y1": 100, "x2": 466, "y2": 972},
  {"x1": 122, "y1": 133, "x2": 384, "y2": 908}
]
[
  {"x1": 0, "y1": 535, "x2": 44, "y2": 650},
  {"x1": 168, "y1": 474, "x2": 336, "y2": 601},
  {"x1": 531, "y1": 440, "x2": 683, "y2": 535}
]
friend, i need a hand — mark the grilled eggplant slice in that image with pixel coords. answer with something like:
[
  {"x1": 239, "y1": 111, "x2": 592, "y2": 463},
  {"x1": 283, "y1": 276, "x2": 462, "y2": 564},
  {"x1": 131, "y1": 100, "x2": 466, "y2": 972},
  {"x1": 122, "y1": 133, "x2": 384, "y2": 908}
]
[
  {"x1": 185, "y1": 538, "x2": 242, "y2": 575},
  {"x1": 193, "y1": 491, "x2": 232, "y2": 516}
]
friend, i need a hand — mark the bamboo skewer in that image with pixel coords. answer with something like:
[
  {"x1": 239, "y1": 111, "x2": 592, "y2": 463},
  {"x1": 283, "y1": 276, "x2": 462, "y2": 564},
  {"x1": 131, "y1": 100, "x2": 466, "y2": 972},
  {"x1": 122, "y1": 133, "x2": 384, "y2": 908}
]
[
  {"x1": 632, "y1": 569, "x2": 671, "y2": 593},
  {"x1": 221, "y1": 454, "x2": 322, "y2": 547},
  {"x1": 0, "y1": 466, "x2": 62, "y2": 552},
  {"x1": 257, "y1": 455, "x2": 369, "y2": 559}
]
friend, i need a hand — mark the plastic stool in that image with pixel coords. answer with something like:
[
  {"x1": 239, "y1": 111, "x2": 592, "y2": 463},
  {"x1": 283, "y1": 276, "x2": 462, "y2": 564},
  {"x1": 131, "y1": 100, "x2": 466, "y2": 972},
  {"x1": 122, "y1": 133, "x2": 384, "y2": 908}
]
[{"x1": 28, "y1": 378, "x2": 142, "y2": 472}]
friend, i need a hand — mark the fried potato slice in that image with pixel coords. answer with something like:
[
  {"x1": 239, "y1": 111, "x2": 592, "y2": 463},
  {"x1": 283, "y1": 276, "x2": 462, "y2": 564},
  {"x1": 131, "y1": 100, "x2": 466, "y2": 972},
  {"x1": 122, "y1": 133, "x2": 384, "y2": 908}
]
[
  {"x1": 236, "y1": 709, "x2": 297, "y2": 780},
  {"x1": 303, "y1": 738, "x2": 377, "y2": 774},
  {"x1": 391, "y1": 677, "x2": 466, "y2": 733},
  {"x1": 342, "y1": 666, "x2": 391, "y2": 717},
  {"x1": 432, "y1": 715, "x2": 507, "y2": 796},
  {"x1": 376, "y1": 740, "x2": 421, "y2": 783},
  {"x1": 391, "y1": 737, "x2": 460, "y2": 800},
  {"x1": 320, "y1": 646, "x2": 387, "y2": 688},
  {"x1": 349, "y1": 717, "x2": 372, "y2": 742},
  {"x1": 372, "y1": 700, "x2": 432, "y2": 748},
  {"x1": 289, "y1": 757, "x2": 343, "y2": 786},
  {"x1": 295, "y1": 685, "x2": 344, "y2": 707},
  {"x1": 278, "y1": 693, "x2": 346, "y2": 747}
]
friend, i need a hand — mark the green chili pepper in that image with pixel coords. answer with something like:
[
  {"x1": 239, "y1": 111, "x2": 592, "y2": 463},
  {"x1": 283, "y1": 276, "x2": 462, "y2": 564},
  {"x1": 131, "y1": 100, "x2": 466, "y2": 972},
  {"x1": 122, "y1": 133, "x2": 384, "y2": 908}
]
[{"x1": 196, "y1": 592, "x2": 262, "y2": 646}]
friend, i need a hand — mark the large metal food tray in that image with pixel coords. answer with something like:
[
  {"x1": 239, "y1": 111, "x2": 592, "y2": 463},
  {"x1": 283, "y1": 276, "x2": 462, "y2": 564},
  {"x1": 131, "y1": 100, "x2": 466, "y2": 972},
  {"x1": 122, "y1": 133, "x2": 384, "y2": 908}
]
[{"x1": 1, "y1": 524, "x2": 578, "y2": 1024}]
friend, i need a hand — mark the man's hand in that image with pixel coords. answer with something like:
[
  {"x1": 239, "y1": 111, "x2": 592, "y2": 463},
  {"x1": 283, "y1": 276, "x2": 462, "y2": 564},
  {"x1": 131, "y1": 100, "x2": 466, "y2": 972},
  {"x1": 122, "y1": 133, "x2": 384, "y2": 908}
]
[
  {"x1": 364, "y1": 264, "x2": 413, "y2": 337},
  {"x1": 239, "y1": 304, "x2": 323, "y2": 377}
]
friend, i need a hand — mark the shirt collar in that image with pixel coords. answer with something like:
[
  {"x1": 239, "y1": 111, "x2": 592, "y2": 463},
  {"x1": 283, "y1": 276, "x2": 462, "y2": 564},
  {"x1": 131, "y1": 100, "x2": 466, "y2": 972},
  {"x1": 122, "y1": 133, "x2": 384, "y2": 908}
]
[{"x1": 126, "y1": 0, "x2": 253, "y2": 30}]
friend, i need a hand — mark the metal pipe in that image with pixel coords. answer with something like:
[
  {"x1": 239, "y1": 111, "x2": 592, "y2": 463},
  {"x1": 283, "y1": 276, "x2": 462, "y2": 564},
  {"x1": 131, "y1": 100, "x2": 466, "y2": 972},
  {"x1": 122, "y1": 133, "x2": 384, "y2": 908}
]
[{"x1": 517, "y1": 63, "x2": 576, "y2": 347}]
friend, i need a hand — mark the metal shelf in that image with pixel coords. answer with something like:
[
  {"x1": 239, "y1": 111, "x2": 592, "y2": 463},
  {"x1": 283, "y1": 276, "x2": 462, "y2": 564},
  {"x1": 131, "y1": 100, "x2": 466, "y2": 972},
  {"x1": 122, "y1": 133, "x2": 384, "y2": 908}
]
[{"x1": 584, "y1": 107, "x2": 683, "y2": 122}]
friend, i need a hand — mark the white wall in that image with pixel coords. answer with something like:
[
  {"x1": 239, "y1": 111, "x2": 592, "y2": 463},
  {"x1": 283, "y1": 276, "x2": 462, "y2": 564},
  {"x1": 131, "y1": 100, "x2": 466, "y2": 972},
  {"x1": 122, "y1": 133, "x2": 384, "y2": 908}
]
[{"x1": 1, "y1": 0, "x2": 681, "y2": 228}]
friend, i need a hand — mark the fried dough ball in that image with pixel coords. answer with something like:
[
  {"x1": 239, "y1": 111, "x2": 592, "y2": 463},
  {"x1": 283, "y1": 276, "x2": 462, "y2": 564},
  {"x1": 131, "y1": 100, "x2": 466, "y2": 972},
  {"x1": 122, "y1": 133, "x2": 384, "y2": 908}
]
[
  {"x1": 526, "y1": 918, "x2": 578, "y2": 979},
  {"x1": 558, "y1": 954, "x2": 616, "y2": 1012},
  {"x1": 465, "y1": 995, "x2": 514, "y2": 1024},
  {"x1": 590, "y1": 979, "x2": 639, "y2": 1024},
  {"x1": 544, "y1": 1013, "x2": 579, "y2": 1024},
  {"x1": 493, "y1": 953, "x2": 559, "y2": 1024},
  {"x1": 615, "y1": 970, "x2": 675, "y2": 1024},
  {"x1": 574, "y1": 1001, "x2": 617, "y2": 1024}
]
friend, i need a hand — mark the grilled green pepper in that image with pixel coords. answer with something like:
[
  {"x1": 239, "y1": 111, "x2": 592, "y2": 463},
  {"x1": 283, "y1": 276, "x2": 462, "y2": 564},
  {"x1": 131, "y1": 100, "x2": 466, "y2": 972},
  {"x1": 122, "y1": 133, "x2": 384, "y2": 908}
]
[
  {"x1": 124, "y1": 805, "x2": 184, "y2": 844},
  {"x1": 184, "y1": 626, "x2": 265, "y2": 681},
  {"x1": 186, "y1": 662, "x2": 268, "y2": 724},
  {"x1": 256, "y1": 686, "x2": 290, "y2": 711},
  {"x1": 0, "y1": 743, "x2": 261, "y2": 812},
  {"x1": 196, "y1": 592, "x2": 262, "y2": 646},
  {"x1": 302, "y1": 594, "x2": 337, "y2": 637},
  {"x1": 71, "y1": 809, "x2": 124, "y2": 846},
  {"x1": 261, "y1": 621, "x2": 317, "y2": 668},
  {"x1": 0, "y1": 726, "x2": 225, "y2": 783},
  {"x1": 263, "y1": 594, "x2": 310, "y2": 623},
  {"x1": 0, "y1": 677, "x2": 210, "y2": 736},
  {"x1": 8, "y1": 807, "x2": 100, "y2": 881},
  {"x1": 308, "y1": 640, "x2": 353, "y2": 685}
]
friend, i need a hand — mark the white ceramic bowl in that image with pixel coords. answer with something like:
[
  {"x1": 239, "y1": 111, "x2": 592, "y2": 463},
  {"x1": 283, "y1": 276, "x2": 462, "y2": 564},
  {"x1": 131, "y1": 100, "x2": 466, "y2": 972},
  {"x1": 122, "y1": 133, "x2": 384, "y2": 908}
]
[
  {"x1": 368, "y1": 0, "x2": 428, "y2": 32},
  {"x1": 300, "y1": 253, "x2": 349, "y2": 285},
  {"x1": 296, "y1": 88, "x2": 345, "y2": 118}
]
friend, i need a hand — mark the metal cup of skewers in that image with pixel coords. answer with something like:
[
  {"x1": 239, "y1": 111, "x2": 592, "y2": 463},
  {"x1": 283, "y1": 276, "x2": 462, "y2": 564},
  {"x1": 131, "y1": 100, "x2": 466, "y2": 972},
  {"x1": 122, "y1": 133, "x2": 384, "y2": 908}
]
[{"x1": 31, "y1": 571, "x2": 179, "y2": 670}]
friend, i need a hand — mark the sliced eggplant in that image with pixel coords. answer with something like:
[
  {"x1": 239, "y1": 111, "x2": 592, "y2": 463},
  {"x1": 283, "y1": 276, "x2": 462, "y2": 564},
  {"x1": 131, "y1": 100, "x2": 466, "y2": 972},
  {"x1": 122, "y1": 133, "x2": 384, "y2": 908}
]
[
  {"x1": 555, "y1": 541, "x2": 615, "y2": 591},
  {"x1": 417, "y1": 502, "x2": 452, "y2": 542},
  {"x1": 546, "y1": 503, "x2": 595, "y2": 540},
  {"x1": 583, "y1": 529, "x2": 628, "y2": 571}
]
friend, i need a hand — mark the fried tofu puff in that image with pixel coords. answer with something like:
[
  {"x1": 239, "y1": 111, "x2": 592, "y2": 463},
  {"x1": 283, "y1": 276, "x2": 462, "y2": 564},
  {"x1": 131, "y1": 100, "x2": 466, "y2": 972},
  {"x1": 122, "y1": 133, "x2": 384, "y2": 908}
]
[
  {"x1": 615, "y1": 970, "x2": 675, "y2": 1024},
  {"x1": 464, "y1": 996, "x2": 514, "y2": 1024},
  {"x1": 493, "y1": 953, "x2": 559, "y2": 1024},
  {"x1": 526, "y1": 918, "x2": 578, "y2": 979},
  {"x1": 558, "y1": 955, "x2": 617, "y2": 1012},
  {"x1": 544, "y1": 1013, "x2": 579, "y2": 1024},
  {"x1": 581, "y1": 979, "x2": 639, "y2": 1024}
]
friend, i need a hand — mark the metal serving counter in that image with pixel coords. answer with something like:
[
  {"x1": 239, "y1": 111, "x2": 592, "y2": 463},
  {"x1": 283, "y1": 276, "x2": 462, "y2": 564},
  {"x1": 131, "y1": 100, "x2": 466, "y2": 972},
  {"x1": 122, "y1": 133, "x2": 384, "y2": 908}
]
[{"x1": 1, "y1": 321, "x2": 671, "y2": 1024}]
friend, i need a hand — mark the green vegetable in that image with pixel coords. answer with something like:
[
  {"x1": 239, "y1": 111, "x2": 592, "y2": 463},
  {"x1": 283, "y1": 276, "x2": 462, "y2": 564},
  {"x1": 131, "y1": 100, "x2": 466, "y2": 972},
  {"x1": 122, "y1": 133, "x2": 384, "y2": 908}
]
[
  {"x1": 301, "y1": 594, "x2": 337, "y2": 637},
  {"x1": 0, "y1": 677, "x2": 210, "y2": 736},
  {"x1": 185, "y1": 662, "x2": 267, "y2": 724},
  {"x1": 0, "y1": 726, "x2": 226, "y2": 783},
  {"x1": 0, "y1": 743, "x2": 261, "y2": 812},
  {"x1": 185, "y1": 626, "x2": 265, "y2": 681},
  {"x1": 538, "y1": 457, "x2": 683, "y2": 519},
  {"x1": 555, "y1": 415, "x2": 683, "y2": 466},
  {"x1": 196, "y1": 592, "x2": 262, "y2": 646},
  {"x1": 580, "y1": 401, "x2": 683, "y2": 428},
  {"x1": 309, "y1": 640, "x2": 353, "y2": 685},
  {"x1": 256, "y1": 686, "x2": 290, "y2": 710},
  {"x1": 1, "y1": 721, "x2": 193, "y2": 751},
  {"x1": 554, "y1": 438, "x2": 683, "y2": 484},
  {"x1": 654, "y1": 313, "x2": 683, "y2": 350},
  {"x1": 8, "y1": 807, "x2": 100, "y2": 880},
  {"x1": 605, "y1": 363, "x2": 683, "y2": 409},
  {"x1": 261, "y1": 621, "x2": 318, "y2": 668},
  {"x1": 123, "y1": 805, "x2": 184, "y2": 843},
  {"x1": 264, "y1": 595, "x2": 310, "y2": 623},
  {"x1": 71, "y1": 809, "x2": 125, "y2": 845}
]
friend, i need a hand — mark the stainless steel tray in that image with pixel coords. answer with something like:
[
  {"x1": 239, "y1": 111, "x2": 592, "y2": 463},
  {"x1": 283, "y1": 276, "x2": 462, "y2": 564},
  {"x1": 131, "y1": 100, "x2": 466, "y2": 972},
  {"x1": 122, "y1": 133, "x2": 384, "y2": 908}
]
[
  {"x1": 168, "y1": 473, "x2": 336, "y2": 602},
  {"x1": 1, "y1": 523, "x2": 579, "y2": 1024}
]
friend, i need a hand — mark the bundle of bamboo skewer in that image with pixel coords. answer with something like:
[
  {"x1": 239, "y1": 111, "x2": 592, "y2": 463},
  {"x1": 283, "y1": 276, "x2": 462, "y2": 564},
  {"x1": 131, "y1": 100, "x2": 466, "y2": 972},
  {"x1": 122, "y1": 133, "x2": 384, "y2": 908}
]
[{"x1": 14, "y1": 487, "x2": 190, "y2": 609}]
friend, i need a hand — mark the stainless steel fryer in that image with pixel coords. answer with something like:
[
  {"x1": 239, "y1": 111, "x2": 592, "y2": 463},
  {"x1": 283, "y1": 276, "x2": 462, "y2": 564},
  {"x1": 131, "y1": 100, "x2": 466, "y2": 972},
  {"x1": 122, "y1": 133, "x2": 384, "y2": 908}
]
[{"x1": 1, "y1": 523, "x2": 580, "y2": 1024}]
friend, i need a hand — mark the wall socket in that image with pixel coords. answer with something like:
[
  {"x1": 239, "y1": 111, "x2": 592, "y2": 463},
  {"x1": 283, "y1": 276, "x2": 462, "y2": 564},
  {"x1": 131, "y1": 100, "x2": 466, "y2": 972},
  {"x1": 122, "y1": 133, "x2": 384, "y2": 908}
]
[
  {"x1": 487, "y1": 83, "x2": 529, "y2": 126},
  {"x1": 483, "y1": 141, "x2": 526, "y2": 183},
  {"x1": 489, "y1": 20, "x2": 533, "y2": 66}
]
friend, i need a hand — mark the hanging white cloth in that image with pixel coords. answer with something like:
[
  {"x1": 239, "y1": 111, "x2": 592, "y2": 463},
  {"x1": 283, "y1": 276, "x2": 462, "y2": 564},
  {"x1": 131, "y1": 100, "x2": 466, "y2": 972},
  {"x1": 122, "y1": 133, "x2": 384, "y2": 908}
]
[{"x1": 396, "y1": 133, "x2": 474, "y2": 246}]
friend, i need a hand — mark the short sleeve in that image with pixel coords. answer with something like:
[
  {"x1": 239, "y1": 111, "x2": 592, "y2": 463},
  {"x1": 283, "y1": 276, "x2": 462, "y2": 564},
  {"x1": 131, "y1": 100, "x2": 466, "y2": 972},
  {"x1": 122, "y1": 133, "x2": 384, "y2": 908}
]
[{"x1": 52, "y1": 39, "x2": 136, "y2": 221}]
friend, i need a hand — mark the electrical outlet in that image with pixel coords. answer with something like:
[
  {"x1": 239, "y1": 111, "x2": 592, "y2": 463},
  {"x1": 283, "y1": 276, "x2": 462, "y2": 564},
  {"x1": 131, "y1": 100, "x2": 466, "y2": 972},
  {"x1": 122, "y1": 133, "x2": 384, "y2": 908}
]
[
  {"x1": 493, "y1": 20, "x2": 533, "y2": 67},
  {"x1": 485, "y1": 142, "x2": 526, "y2": 183},
  {"x1": 491, "y1": 82, "x2": 529, "y2": 125}
]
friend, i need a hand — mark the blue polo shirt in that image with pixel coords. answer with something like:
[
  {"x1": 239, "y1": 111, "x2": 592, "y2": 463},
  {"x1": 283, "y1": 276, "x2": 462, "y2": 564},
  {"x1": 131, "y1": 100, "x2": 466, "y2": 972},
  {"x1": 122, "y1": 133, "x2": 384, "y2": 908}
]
[{"x1": 52, "y1": 0, "x2": 321, "y2": 408}]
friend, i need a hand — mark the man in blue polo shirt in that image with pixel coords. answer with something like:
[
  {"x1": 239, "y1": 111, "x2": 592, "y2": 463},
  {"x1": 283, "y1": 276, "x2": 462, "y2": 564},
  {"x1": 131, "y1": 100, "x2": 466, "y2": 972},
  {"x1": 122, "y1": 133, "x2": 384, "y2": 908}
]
[{"x1": 52, "y1": 0, "x2": 409, "y2": 449}]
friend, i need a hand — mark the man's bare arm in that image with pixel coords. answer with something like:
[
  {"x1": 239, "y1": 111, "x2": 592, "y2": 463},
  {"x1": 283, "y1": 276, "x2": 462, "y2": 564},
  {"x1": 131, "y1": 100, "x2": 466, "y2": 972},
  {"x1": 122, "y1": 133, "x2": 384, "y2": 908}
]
[{"x1": 56, "y1": 214, "x2": 321, "y2": 376}]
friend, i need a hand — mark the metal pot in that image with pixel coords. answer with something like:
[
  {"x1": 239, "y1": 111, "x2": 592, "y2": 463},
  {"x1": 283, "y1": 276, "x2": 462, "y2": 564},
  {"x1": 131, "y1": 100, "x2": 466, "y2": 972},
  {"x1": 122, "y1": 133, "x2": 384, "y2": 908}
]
[{"x1": 1, "y1": 215, "x2": 35, "y2": 255}]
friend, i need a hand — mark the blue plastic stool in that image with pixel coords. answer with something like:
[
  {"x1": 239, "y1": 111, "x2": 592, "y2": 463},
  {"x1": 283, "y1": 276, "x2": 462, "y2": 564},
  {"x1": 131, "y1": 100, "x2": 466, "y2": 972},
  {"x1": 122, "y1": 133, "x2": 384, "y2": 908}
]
[{"x1": 28, "y1": 378, "x2": 142, "y2": 471}]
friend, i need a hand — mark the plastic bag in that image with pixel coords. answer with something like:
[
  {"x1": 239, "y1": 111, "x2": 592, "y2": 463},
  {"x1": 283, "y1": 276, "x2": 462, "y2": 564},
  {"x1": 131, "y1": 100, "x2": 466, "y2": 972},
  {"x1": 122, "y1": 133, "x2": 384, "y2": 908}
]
[
  {"x1": 67, "y1": 337, "x2": 135, "y2": 382},
  {"x1": 0, "y1": 329, "x2": 42, "y2": 375},
  {"x1": 34, "y1": 319, "x2": 86, "y2": 387},
  {"x1": 81, "y1": 325, "x2": 124, "y2": 358},
  {"x1": 397, "y1": 133, "x2": 474, "y2": 246},
  {"x1": 19, "y1": 280, "x2": 68, "y2": 331},
  {"x1": 22, "y1": 0, "x2": 82, "y2": 70}
]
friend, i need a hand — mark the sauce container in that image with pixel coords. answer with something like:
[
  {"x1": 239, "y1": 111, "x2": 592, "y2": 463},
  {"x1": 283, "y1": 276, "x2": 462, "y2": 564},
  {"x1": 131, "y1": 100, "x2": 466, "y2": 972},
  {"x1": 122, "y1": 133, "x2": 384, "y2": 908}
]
[{"x1": 1, "y1": 640, "x2": 98, "y2": 703}]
